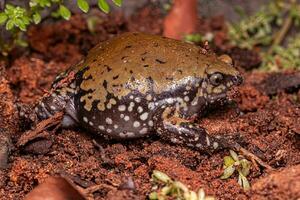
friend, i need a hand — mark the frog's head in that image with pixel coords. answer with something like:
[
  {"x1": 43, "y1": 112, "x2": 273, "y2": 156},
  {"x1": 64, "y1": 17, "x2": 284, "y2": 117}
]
[
  {"x1": 202, "y1": 55, "x2": 243, "y2": 105},
  {"x1": 34, "y1": 67, "x2": 78, "y2": 124}
]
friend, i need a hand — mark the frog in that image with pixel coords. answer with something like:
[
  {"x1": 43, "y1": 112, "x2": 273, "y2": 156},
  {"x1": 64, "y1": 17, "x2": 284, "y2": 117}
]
[{"x1": 33, "y1": 32, "x2": 243, "y2": 153}]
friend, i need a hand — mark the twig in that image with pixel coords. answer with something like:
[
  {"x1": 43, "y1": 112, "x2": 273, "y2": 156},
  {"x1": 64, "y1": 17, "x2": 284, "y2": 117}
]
[
  {"x1": 17, "y1": 112, "x2": 63, "y2": 147},
  {"x1": 267, "y1": 0, "x2": 295, "y2": 55}
]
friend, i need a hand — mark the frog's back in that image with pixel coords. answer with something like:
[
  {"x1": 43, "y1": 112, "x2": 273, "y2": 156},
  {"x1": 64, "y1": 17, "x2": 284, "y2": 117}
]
[
  {"x1": 76, "y1": 32, "x2": 223, "y2": 110},
  {"x1": 73, "y1": 32, "x2": 235, "y2": 139}
]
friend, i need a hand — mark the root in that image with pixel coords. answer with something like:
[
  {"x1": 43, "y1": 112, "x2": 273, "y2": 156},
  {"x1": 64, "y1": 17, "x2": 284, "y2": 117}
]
[{"x1": 234, "y1": 144, "x2": 274, "y2": 171}]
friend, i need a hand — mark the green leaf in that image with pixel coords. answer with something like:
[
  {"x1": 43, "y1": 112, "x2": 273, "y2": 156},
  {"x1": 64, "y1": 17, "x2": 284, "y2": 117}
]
[
  {"x1": 173, "y1": 181, "x2": 189, "y2": 193},
  {"x1": 148, "y1": 192, "x2": 158, "y2": 200},
  {"x1": 0, "y1": 13, "x2": 8, "y2": 25},
  {"x1": 220, "y1": 165, "x2": 235, "y2": 179},
  {"x1": 86, "y1": 16, "x2": 99, "y2": 33},
  {"x1": 15, "y1": 18, "x2": 26, "y2": 31},
  {"x1": 33, "y1": 0, "x2": 51, "y2": 7},
  {"x1": 198, "y1": 189, "x2": 205, "y2": 200},
  {"x1": 223, "y1": 156, "x2": 235, "y2": 167},
  {"x1": 51, "y1": 10, "x2": 61, "y2": 18},
  {"x1": 112, "y1": 0, "x2": 123, "y2": 7},
  {"x1": 5, "y1": 19, "x2": 14, "y2": 30},
  {"x1": 77, "y1": 0, "x2": 89, "y2": 13},
  {"x1": 16, "y1": 39, "x2": 28, "y2": 47},
  {"x1": 23, "y1": 17, "x2": 31, "y2": 25},
  {"x1": 98, "y1": 0, "x2": 110, "y2": 13},
  {"x1": 184, "y1": 34, "x2": 203, "y2": 43},
  {"x1": 239, "y1": 174, "x2": 251, "y2": 190},
  {"x1": 59, "y1": 5, "x2": 71, "y2": 20},
  {"x1": 188, "y1": 191, "x2": 198, "y2": 200},
  {"x1": 5, "y1": 4, "x2": 14, "y2": 11},
  {"x1": 240, "y1": 159, "x2": 251, "y2": 177},
  {"x1": 238, "y1": 173, "x2": 242, "y2": 186},
  {"x1": 33, "y1": 12, "x2": 41, "y2": 24},
  {"x1": 29, "y1": 0, "x2": 38, "y2": 8},
  {"x1": 229, "y1": 150, "x2": 239, "y2": 161},
  {"x1": 160, "y1": 185, "x2": 172, "y2": 195},
  {"x1": 152, "y1": 170, "x2": 172, "y2": 183},
  {"x1": 5, "y1": 4, "x2": 15, "y2": 16}
]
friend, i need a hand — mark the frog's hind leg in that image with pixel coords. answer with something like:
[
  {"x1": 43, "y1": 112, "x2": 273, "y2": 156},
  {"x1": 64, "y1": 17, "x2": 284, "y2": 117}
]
[{"x1": 154, "y1": 106, "x2": 234, "y2": 153}]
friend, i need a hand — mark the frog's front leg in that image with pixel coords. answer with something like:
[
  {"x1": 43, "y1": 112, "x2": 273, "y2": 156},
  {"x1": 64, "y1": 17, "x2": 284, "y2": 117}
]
[
  {"x1": 154, "y1": 107, "x2": 236, "y2": 153},
  {"x1": 154, "y1": 107, "x2": 273, "y2": 170}
]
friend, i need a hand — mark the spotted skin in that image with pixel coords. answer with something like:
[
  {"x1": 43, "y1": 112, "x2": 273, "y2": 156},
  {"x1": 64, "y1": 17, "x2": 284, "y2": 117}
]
[{"x1": 35, "y1": 32, "x2": 243, "y2": 153}]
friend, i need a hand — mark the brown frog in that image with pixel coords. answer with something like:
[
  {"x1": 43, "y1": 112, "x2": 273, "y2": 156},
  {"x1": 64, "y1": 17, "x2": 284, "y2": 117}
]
[{"x1": 34, "y1": 32, "x2": 243, "y2": 153}]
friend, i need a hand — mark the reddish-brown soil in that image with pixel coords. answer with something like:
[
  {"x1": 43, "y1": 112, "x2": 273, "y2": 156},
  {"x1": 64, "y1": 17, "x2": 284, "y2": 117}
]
[{"x1": 0, "y1": 5, "x2": 299, "y2": 200}]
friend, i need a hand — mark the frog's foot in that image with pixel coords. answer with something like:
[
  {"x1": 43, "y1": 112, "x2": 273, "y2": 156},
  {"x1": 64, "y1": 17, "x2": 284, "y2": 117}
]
[
  {"x1": 155, "y1": 106, "x2": 231, "y2": 153},
  {"x1": 17, "y1": 112, "x2": 63, "y2": 147},
  {"x1": 235, "y1": 145, "x2": 274, "y2": 171},
  {"x1": 17, "y1": 102, "x2": 38, "y2": 127}
]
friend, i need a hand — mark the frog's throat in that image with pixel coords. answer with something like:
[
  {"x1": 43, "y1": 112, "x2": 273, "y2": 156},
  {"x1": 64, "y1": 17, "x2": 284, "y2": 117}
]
[{"x1": 35, "y1": 92, "x2": 78, "y2": 127}]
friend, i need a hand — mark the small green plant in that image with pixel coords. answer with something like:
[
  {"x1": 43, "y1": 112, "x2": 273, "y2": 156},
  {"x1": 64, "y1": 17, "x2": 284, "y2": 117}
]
[
  {"x1": 227, "y1": 0, "x2": 300, "y2": 70},
  {"x1": 228, "y1": 0, "x2": 300, "y2": 49},
  {"x1": 0, "y1": 0, "x2": 123, "y2": 56},
  {"x1": 184, "y1": 33, "x2": 214, "y2": 44},
  {"x1": 220, "y1": 150, "x2": 251, "y2": 190},
  {"x1": 228, "y1": 1, "x2": 283, "y2": 49},
  {"x1": 261, "y1": 34, "x2": 300, "y2": 70},
  {"x1": 149, "y1": 170, "x2": 215, "y2": 200}
]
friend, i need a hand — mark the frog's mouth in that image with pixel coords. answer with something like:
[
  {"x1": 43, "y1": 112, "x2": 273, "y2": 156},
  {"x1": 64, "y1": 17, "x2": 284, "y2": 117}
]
[
  {"x1": 205, "y1": 75, "x2": 243, "y2": 107},
  {"x1": 206, "y1": 93, "x2": 229, "y2": 110},
  {"x1": 208, "y1": 92, "x2": 227, "y2": 104},
  {"x1": 205, "y1": 84, "x2": 240, "y2": 108}
]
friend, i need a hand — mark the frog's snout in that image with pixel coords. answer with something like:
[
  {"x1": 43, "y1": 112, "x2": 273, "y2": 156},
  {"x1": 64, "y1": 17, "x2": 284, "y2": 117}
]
[{"x1": 232, "y1": 75, "x2": 243, "y2": 86}]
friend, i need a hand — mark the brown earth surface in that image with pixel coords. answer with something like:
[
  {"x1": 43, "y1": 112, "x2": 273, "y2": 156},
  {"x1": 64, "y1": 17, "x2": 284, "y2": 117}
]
[{"x1": 0, "y1": 5, "x2": 299, "y2": 200}]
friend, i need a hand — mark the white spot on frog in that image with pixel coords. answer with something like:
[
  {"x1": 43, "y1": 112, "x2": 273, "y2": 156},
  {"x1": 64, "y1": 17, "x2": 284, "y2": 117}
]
[
  {"x1": 128, "y1": 102, "x2": 135, "y2": 112},
  {"x1": 83, "y1": 117, "x2": 88, "y2": 123},
  {"x1": 148, "y1": 102, "x2": 155, "y2": 110},
  {"x1": 146, "y1": 94, "x2": 152, "y2": 101},
  {"x1": 184, "y1": 96, "x2": 190, "y2": 102},
  {"x1": 140, "y1": 112, "x2": 149, "y2": 121},
  {"x1": 148, "y1": 120, "x2": 154, "y2": 127},
  {"x1": 139, "y1": 127, "x2": 148, "y2": 134},
  {"x1": 124, "y1": 116, "x2": 130, "y2": 121},
  {"x1": 105, "y1": 117, "x2": 113, "y2": 124},
  {"x1": 135, "y1": 97, "x2": 141, "y2": 103},
  {"x1": 118, "y1": 105, "x2": 126, "y2": 111},
  {"x1": 127, "y1": 132, "x2": 135, "y2": 137},
  {"x1": 133, "y1": 121, "x2": 141, "y2": 128},
  {"x1": 137, "y1": 106, "x2": 143, "y2": 113}
]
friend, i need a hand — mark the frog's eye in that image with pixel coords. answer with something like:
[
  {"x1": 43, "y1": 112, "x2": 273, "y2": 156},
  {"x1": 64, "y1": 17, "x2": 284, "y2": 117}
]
[{"x1": 209, "y1": 73, "x2": 223, "y2": 86}]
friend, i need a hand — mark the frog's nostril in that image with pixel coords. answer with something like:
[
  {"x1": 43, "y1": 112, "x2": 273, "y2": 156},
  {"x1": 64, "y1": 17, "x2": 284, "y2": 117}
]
[{"x1": 232, "y1": 75, "x2": 243, "y2": 85}]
